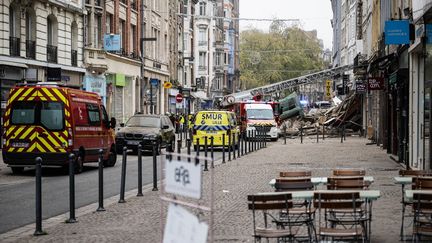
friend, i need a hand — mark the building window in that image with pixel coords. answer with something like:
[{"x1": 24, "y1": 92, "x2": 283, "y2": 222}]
[
  {"x1": 94, "y1": 14, "x2": 102, "y2": 48},
  {"x1": 199, "y1": 28, "x2": 206, "y2": 46},
  {"x1": 199, "y1": 52, "x2": 206, "y2": 68},
  {"x1": 120, "y1": 20, "x2": 126, "y2": 54},
  {"x1": 106, "y1": 14, "x2": 113, "y2": 34},
  {"x1": 130, "y1": 24, "x2": 137, "y2": 57},
  {"x1": 199, "y1": 2, "x2": 206, "y2": 15},
  {"x1": 9, "y1": 4, "x2": 20, "y2": 56},
  {"x1": 25, "y1": 8, "x2": 36, "y2": 59},
  {"x1": 71, "y1": 21, "x2": 78, "y2": 66},
  {"x1": 47, "y1": 15, "x2": 58, "y2": 63}
]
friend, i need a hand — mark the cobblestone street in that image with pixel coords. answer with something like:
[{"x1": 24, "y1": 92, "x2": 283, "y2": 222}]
[{"x1": 1, "y1": 136, "x2": 405, "y2": 242}]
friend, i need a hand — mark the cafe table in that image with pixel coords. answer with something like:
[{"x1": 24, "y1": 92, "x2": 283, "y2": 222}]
[{"x1": 257, "y1": 190, "x2": 380, "y2": 240}]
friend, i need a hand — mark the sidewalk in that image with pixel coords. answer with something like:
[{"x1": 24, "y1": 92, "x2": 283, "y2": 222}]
[{"x1": 1, "y1": 136, "x2": 404, "y2": 242}]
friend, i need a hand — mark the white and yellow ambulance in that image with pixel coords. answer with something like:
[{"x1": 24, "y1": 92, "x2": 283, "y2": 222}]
[{"x1": 192, "y1": 110, "x2": 239, "y2": 150}]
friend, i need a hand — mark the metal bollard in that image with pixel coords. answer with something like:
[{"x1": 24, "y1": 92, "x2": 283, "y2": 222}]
[
  {"x1": 232, "y1": 133, "x2": 236, "y2": 160},
  {"x1": 241, "y1": 132, "x2": 244, "y2": 156},
  {"x1": 210, "y1": 137, "x2": 214, "y2": 168},
  {"x1": 187, "y1": 139, "x2": 191, "y2": 162},
  {"x1": 300, "y1": 127, "x2": 303, "y2": 144},
  {"x1": 152, "y1": 141, "x2": 158, "y2": 191},
  {"x1": 177, "y1": 140, "x2": 181, "y2": 161},
  {"x1": 119, "y1": 147, "x2": 127, "y2": 203},
  {"x1": 248, "y1": 130, "x2": 251, "y2": 153},
  {"x1": 204, "y1": 136, "x2": 209, "y2": 171},
  {"x1": 66, "y1": 154, "x2": 76, "y2": 223},
  {"x1": 284, "y1": 126, "x2": 287, "y2": 145},
  {"x1": 222, "y1": 135, "x2": 226, "y2": 163},
  {"x1": 340, "y1": 126, "x2": 344, "y2": 143},
  {"x1": 316, "y1": 127, "x2": 319, "y2": 143},
  {"x1": 344, "y1": 124, "x2": 346, "y2": 141},
  {"x1": 137, "y1": 144, "x2": 143, "y2": 197},
  {"x1": 238, "y1": 132, "x2": 241, "y2": 158},
  {"x1": 196, "y1": 138, "x2": 200, "y2": 165},
  {"x1": 323, "y1": 125, "x2": 325, "y2": 140},
  {"x1": 34, "y1": 157, "x2": 46, "y2": 236},
  {"x1": 254, "y1": 130, "x2": 257, "y2": 152},
  {"x1": 97, "y1": 149, "x2": 105, "y2": 211},
  {"x1": 228, "y1": 132, "x2": 232, "y2": 161}
]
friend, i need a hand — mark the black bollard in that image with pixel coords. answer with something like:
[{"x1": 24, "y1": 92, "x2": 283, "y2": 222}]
[
  {"x1": 222, "y1": 135, "x2": 226, "y2": 163},
  {"x1": 66, "y1": 154, "x2": 76, "y2": 223},
  {"x1": 241, "y1": 132, "x2": 244, "y2": 156},
  {"x1": 232, "y1": 133, "x2": 236, "y2": 160},
  {"x1": 119, "y1": 147, "x2": 127, "y2": 203},
  {"x1": 152, "y1": 141, "x2": 158, "y2": 191},
  {"x1": 284, "y1": 126, "x2": 287, "y2": 145},
  {"x1": 340, "y1": 126, "x2": 344, "y2": 143},
  {"x1": 323, "y1": 125, "x2": 325, "y2": 140},
  {"x1": 137, "y1": 144, "x2": 143, "y2": 197},
  {"x1": 177, "y1": 140, "x2": 181, "y2": 161},
  {"x1": 228, "y1": 131, "x2": 232, "y2": 161},
  {"x1": 210, "y1": 136, "x2": 214, "y2": 168},
  {"x1": 300, "y1": 127, "x2": 303, "y2": 144},
  {"x1": 248, "y1": 130, "x2": 251, "y2": 153},
  {"x1": 34, "y1": 157, "x2": 46, "y2": 236},
  {"x1": 204, "y1": 136, "x2": 208, "y2": 171},
  {"x1": 187, "y1": 139, "x2": 191, "y2": 162},
  {"x1": 196, "y1": 138, "x2": 200, "y2": 165},
  {"x1": 97, "y1": 149, "x2": 105, "y2": 211},
  {"x1": 344, "y1": 124, "x2": 346, "y2": 141},
  {"x1": 316, "y1": 127, "x2": 319, "y2": 143},
  {"x1": 254, "y1": 130, "x2": 257, "y2": 152},
  {"x1": 238, "y1": 132, "x2": 241, "y2": 158}
]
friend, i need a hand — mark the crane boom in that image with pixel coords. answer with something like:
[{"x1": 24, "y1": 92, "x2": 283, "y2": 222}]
[{"x1": 221, "y1": 65, "x2": 353, "y2": 106}]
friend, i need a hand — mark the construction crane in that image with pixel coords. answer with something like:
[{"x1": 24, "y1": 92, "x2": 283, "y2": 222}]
[{"x1": 219, "y1": 64, "x2": 353, "y2": 107}]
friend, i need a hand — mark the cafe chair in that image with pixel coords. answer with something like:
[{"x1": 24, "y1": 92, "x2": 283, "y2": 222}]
[
  {"x1": 327, "y1": 177, "x2": 370, "y2": 190},
  {"x1": 400, "y1": 176, "x2": 432, "y2": 240},
  {"x1": 333, "y1": 168, "x2": 366, "y2": 177},
  {"x1": 274, "y1": 181, "x2": 317, "y2": 242},
  {"x1": 412, "y1": 193, "x2": 432, "y2": 243},
  {"x1": 314, "y1": 191, "x2": 367, "y2": 242},
  {"x1": 247, "y1": 193, "x2": 298, "y2": 242}
]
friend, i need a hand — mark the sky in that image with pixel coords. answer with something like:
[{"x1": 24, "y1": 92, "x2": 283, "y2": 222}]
[{"x1": 239, "y1": 0, "x2": 333, "y2": 50}]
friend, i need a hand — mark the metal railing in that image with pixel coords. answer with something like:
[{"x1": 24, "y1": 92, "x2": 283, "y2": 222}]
[
  {"x1": 71, "y1": 50, "x2": 78, "y2": 67},
  {"x1": 26, "y1": 40, "x2": 36, "y2": 59},
  {"x1": 9, "y1": 37, "x2": 20, "y2": 56},
  {"x1": 47, "y1": 45, "x2": 57, "y2": 63}
]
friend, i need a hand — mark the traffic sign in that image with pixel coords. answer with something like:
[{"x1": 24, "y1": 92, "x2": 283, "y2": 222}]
[
  {"x1": 176, "y1": 93, "x2": 183, "y2": 103},
  {"x1": 163, "y1": 82, "x2": 172, "y2": 89},
  {"x1": 150, "y1": 78, "x2": 159, "y2": 86}
]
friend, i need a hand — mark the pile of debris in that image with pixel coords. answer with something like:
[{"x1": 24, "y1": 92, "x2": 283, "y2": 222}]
[{"x1": 280, "y1": 93, "x2": 362, "y2": 137}]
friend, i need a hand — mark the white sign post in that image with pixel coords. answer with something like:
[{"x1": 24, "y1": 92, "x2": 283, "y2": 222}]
[
  {"x1": 163, "y1": 204, "x2": 208, "y2": 243},
  {"x1": 165, "y1": 160, "x2": 202, "y2": 199}
]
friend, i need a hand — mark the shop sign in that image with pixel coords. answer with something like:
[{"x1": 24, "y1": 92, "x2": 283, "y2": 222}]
[
  {"x1": 47, "y1": 67, "x2": 61, "y2": 81},
  {"x1": 84, "y1": 75, "x2": 106, "y2": 97},
  {"x1": 385, "y1": 20, "x2": 410, "y2": 45},
  {"x1": 368, "y1": 77, "x2": 384, "y2": 90},
  {"x1": 356, "y1": 81, "x2": 367, "y2": 93},
  {"x1": 104, "y1": 34, "x2": 121, "y2": 51},
  {"x1": 426, "y1": 24, "x2": 432, "y2": 44},
  {"x1": 115, "y1": 73, "x2": 125, "y2": 86}
]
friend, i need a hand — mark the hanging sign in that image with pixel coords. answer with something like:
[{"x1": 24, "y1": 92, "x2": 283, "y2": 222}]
[
  {"x1": 163, "y1": 81, "x2": 173, "y2": 89},
  {"x1": 385, "y1": 20, "x2": 410, "y2": 45},
  {"x1": 368, "y1": 77, "x2": 385, "y2": 90},
  {"x1": 325, "y1": 80, "x2": 332, "y2": 98},
  {"x1": 356, "y1": 81, "x2": 367, "y2": 93},
  {"x1": 165, "y1": 160, "x2": 202, "y2": 199}
]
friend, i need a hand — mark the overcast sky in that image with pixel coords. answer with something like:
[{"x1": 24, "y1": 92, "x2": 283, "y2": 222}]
[{"x1": 239, "y1": 0, "x2": 333, "y2": 50}]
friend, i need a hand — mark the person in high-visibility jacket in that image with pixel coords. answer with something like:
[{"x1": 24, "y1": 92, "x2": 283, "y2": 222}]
[{"x1": 178, "y1": 114, "x2": 185, "y2": 131}]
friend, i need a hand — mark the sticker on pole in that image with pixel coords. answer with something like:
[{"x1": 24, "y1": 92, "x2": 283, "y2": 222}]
[
  {"x1": 163, "y1": 203, "x2": 208, "y2": 243},
  {"x1": 165, "y1": 160, "x2": 202, "y2": 199}
]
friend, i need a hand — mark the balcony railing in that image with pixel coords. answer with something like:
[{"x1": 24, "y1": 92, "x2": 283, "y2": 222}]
[
  {"x1": 198, "y1": 41, "x2": 207, "y2": 46},
  {"x1": 198, "y1": 65, "x2": 207, "y2": 71},
  {"x1": 71, "y1": 50, "x2": 78, "y2": 67},
  {"x1": 9, "y1": 37, "x2": 20, "y2": 56},
  {"x1": 26, "y1": 40, "x2": 36, "y2": 59},
  {"x1": 47, "y1": 45, "x2": 58, "y2": 63}
]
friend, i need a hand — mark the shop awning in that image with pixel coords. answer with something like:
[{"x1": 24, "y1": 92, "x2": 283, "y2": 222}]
[{"x1": 0, "y1": 60, "x2": 28, "y2": 69}]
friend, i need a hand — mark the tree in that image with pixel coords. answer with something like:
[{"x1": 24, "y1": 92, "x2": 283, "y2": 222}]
[{"x1": 240, "y1": 22, "x2": 325, "y2": 90}]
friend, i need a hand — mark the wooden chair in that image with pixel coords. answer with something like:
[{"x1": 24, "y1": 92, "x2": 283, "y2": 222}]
[
  {"x1": 327, "y1": 177, "x2": 370, "y2": 190},
  {"x1": 412, "y1": 193, "x2": 432, "y2": 242},
  {"x1": 399, "y1": 170, "x2": 431, "y2": 240},
  {"x1": 313, "y1": 191, "x2": 366, "y2": 242},
  {"x1": 275, "y1": 181, "x2": 314, "y2": 192},
  {"x1": 333, "y1": 168, "x2": 366, "y2": 176},
  {"x1": 280, "y1": 171, "x2": 312, "y2": 177},
  {"x1": 247, "y1": 193, "x2": 297, "y2": 242}
]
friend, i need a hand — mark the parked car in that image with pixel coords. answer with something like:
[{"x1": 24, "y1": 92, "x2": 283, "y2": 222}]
[{"x1": 115, "y1": 114, "x2": 175, "y2": 154}]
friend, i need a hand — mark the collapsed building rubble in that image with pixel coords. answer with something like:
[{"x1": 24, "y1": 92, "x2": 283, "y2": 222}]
[{"x1": 279, "y1": 93, "x2": 362, "y2": 137}]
